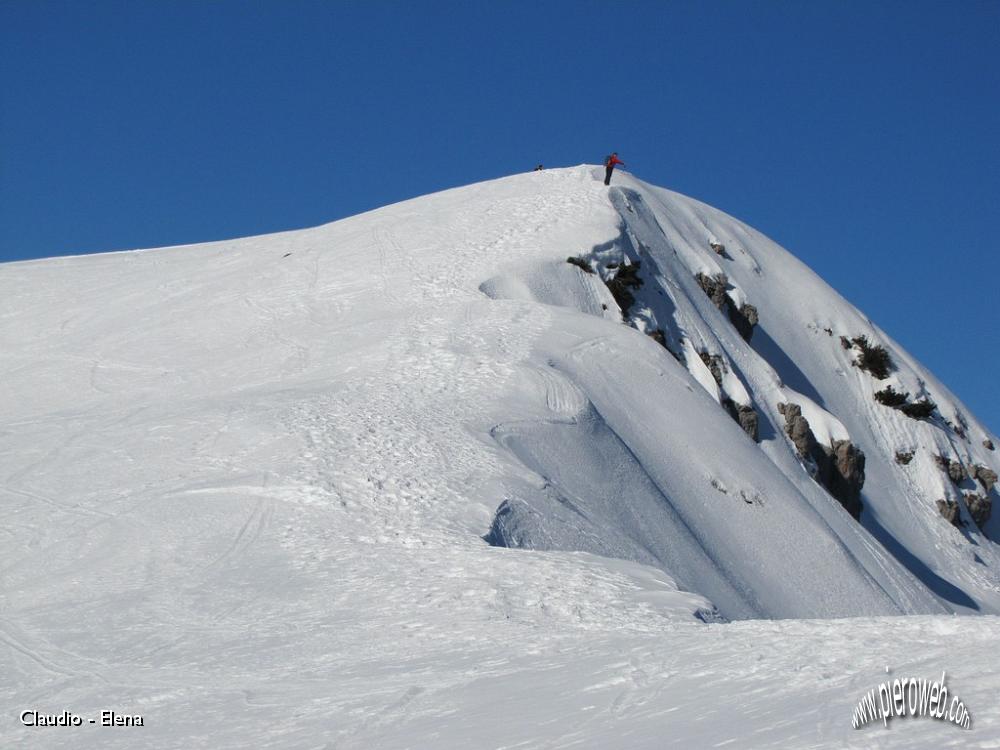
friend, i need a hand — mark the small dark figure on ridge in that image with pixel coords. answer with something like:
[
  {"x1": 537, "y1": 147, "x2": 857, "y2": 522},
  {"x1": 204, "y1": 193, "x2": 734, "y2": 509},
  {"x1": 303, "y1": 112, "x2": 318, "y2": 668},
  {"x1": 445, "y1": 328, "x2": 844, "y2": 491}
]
[{"x1": 604, "y1": 152, "x2": 625, "y2": 185}]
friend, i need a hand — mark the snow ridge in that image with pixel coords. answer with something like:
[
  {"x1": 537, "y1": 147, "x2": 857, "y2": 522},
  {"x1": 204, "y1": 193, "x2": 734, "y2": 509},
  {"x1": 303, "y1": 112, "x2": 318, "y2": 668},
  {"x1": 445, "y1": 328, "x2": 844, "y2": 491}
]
[{"x1": 2, "y1": 165, "x2": 999, "y2": 749}]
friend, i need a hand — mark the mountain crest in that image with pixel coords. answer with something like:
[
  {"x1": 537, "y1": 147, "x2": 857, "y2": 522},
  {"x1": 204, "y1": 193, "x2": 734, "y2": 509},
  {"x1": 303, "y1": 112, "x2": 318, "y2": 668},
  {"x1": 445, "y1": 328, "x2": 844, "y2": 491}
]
[{"x1": 3, "y1": 165, "x2": 998, "y2": 625}]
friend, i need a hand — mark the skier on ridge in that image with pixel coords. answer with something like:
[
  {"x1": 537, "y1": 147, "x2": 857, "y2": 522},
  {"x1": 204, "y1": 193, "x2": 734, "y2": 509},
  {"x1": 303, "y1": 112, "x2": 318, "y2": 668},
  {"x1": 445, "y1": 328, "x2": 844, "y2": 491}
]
[{"x1": 603, "y1": 152, "x2": 625, "y2": 185}]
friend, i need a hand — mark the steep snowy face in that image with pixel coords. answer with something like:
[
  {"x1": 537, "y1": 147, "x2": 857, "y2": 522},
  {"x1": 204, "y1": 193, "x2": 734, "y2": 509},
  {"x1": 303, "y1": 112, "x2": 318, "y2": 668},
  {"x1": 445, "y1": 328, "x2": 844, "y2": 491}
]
[
  {"x1": 603, "y1": 172, "x2": 1000, "y2": 617},
  {"x1": 1, "y1": 166, "x2": 997, "y2": 632},
  {"x1": 477, "y1": 168, "x2": 1000, "y2": 619}
]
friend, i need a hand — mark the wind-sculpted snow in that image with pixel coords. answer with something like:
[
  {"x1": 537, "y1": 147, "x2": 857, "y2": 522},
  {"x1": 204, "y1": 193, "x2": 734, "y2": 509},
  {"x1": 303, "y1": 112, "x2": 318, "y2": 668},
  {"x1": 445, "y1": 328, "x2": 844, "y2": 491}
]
[
  {"x1": 482, "y1": 312, "x2": 945, "y2": 620},
  {"x1": 2, "y1": 165, "x2": 998, "y2": 748}
]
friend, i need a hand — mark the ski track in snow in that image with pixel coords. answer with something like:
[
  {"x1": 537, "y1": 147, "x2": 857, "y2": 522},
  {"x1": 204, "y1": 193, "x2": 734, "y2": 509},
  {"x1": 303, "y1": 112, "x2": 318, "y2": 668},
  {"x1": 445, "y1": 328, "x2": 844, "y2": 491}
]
[{"x1": 1, "y1": 166, "x2": 998, "y2": 748}]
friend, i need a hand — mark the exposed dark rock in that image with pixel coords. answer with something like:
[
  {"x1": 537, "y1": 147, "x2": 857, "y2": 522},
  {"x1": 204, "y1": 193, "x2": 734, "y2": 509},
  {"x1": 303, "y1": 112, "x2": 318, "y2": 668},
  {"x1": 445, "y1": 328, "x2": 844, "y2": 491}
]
[
  {"x1": 648, "y1": 329, "x2": 667, "y2": 348},
  {"x1": 710, "y1": 241, "x2": 727, "y2": 256},
  {"x1": 605, "y1": 262, "x2": 643, "y2": 318},
  {"x1": 895, "y1": 451, "x2": 914, "y2": 465},
  {"x1": 724, "y1": 398, "x2": 760, "y2": 442},
  {"x1": 736, "y1": 405, "x2": 760, "y2": 443},
  {"x1": 732, "y1": 304, "x2": 759, "y2": 342},
  {"x1": 934, "y1": 454, "x2": 967, "y2": 484},
  {"x1": 899, "y1": 398, "x2": 936, "y2": 420},
  {"x1": 694, "y1": 272, "x2": 758, "y2": 342},
  {"x1": 778, "y1": 403, "x2": 816, "y2": 460},
  {"x1": 847, "y1": 335, "x2": 894, "y2": 379},
  {"x1": 874, "y1": 385, "x2": 909, "y2": 407},
  {"x1": 695, "y1": 272, "x2": 729, "y2": 308},
  {"x1": 964, "y1": 493, "x2": 992, "y2": 528},
  {"x1": 566, "y1": 256, "x2": 594, "y2": 273},
  {"x1": 937, "y1": 499, "x2": 962, "y2": 527},
  {"x1": 699, "y1": 350, "x2": 758, "y2": 441},
  {"x1": 826, "y1": 440, "x2": 866, "y2": 517},
  {"x1": 608, "y1": 284, "x2": 635, "y2": 318},
  {"x1": 777, "y1": 402, "x2": 863, "y2": 519},
  {"x1": 972, "y1": 465, "x2": 997, "y2": 493},
  {"x1": 698, "y1": 350, "x2": 724, "y2": 386},
  {"x1": 985, "y1": 439, "x2": 995, "y2": 451},
  {"x1": 614, "y1": 262, "x2": 642, "y2": 286},
  {"x1": 840, "y1": 335, "x2": 853, "y2": 350}
]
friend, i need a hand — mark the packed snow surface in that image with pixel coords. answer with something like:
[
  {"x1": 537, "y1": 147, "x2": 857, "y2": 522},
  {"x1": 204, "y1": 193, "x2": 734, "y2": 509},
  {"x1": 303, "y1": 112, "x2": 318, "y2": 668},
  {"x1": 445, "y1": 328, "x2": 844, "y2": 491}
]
[{"x1": 2, "y1": 166, "x2": 998, "y2": 747}]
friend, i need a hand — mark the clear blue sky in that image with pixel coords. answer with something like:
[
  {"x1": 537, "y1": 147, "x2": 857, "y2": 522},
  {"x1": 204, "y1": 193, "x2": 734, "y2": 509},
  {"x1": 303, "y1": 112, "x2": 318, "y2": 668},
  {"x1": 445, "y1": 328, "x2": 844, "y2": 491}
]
[{"x1": 2, "y1": 1, "x2": 998, "y2": 434}]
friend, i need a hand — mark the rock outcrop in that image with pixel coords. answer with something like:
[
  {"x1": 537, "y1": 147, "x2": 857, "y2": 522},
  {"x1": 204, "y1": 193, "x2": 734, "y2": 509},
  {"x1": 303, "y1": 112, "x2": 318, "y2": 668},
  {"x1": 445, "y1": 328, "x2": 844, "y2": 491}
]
[
  {"x1": 777, "y1": 403, "x2": 865, "y2": 519},
  {"x1": 934, "y1": 454, "x2": 967, "y2": 485},
  {"x1": 827, "y1": 440, "x2": 866, "y2": 514},
  {"x1": 779, "y1": 403, "x2": 815, "y2": 458},
  {"x1": 964, "y1": 493, "x2": 992, "y2": 528},
  {"x1": 694, "y1": 273, "x2": 758, "y2": 342},
  {"x1": 698, "y1": 351, "x2": 758, "y2": 441},
  {"x1": 733, "y1": 303, "x2": 759, "y2": 342},
  {"x1": 724, "y1": 399, "x2": 760, "y2": 443},
  {"x1": 937, "y1": 499, "x2": 962, "y2": 527},
  {"x1": 605, "y1": 262, "x2": 643, "y2": 318},
  {"x1": 698, "y1": 350, "x2": 724, "y2": 386},
  {"x1": 933, "y1": 461, "x2": 993, "y2": 530},
  {"x1": 973, "y1": 465, "x2": 997, "y2": 493}
]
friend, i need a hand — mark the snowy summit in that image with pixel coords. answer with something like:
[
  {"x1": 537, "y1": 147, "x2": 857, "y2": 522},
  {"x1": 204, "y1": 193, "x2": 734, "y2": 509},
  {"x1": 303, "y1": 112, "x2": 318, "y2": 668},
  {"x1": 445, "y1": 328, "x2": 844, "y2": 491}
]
[{"x1": 2, "y1": 165, "x2": 998, "y2": 748}]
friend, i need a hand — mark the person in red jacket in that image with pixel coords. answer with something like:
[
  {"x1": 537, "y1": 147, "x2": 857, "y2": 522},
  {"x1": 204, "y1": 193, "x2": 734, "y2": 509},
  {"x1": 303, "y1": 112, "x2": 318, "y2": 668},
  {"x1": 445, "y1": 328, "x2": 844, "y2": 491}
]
[{"x1": 604, "y1": 152, "x2": 625, "y2": 185}]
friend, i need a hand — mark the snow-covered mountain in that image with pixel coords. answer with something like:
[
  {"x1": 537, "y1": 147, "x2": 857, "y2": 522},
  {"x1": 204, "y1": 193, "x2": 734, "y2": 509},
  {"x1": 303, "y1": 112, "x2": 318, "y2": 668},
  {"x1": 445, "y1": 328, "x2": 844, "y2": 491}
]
[{"x1": 3, "y1": 166, "x2": 998, "y2": 748}]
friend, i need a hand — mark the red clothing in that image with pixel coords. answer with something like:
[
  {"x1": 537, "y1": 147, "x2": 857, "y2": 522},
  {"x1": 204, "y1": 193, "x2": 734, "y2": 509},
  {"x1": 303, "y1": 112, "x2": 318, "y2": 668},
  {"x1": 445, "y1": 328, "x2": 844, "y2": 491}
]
[{"x1": 608, "y1": 155, "x2": 624, "y2": 167}]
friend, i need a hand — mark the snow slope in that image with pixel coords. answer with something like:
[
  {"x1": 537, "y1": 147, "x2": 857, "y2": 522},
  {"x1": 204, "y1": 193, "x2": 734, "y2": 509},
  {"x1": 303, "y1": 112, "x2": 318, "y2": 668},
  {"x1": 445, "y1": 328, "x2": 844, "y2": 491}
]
[{"x1": 2, "y1": 165, "x2": 998, "y2": 747}]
